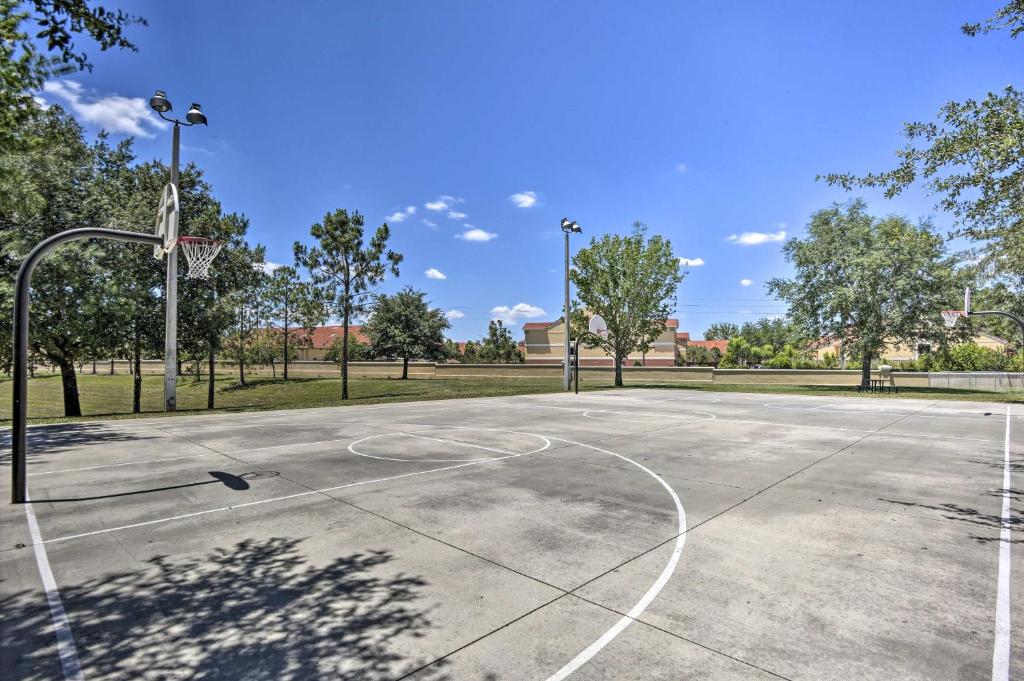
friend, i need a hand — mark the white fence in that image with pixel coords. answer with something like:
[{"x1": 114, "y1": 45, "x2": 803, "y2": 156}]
[{"x1": 928, "y1": 372, "x2": 1024, "y2": 392}]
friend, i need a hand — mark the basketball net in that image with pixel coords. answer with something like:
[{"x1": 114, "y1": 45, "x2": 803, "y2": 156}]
[
  {"x1": 177, "y1": 237, "x2": 222, "y2": 279},
  {"x1": 941, "y1": 310, "x2": 965, "y2": 328}
]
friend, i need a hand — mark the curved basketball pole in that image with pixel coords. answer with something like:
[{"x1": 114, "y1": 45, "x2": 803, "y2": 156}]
[
  {"x1": 967, "y1": 310, "x2": 1024, "y2": 355},
  {"x1": 11, "y1": 228, "x2": 163, "y2": 504}
]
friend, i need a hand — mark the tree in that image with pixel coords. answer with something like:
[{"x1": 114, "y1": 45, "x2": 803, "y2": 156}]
[
  {"x1": 683, "y1": 345, "x2": 721, "y2": 367},
  {"x1": 1, "y1": 0, "x2": 145, "y2": 158},
  {"x1": 460, "y1": 340, "x2": 480, "y2": 364},
  {"x1": 737, "y1": 318, "x2": 809, "y2": 353},
  {"x1": 821, "y1": 4, "x2": 1024, "y2": 284},
  {"x1": 478, "y1": 320, "x2": 523, "y2": 364},
  {"x1": 0, "y1": 106, "x2": 106, "y2": 415},
  {"x1": 293, "y1": 209, "x2": 402, "y2": 399},
  {"x1": 767, "y1": 201, "x2": 960, "y2": 386},
  {"x1": 571, "y1": 222, "x2": 684, "y2": 386},
  {"x1": 325, "y1": 335, "x2": 371, "y2": 363},
  {"x1": 364, "y1": 287, "x2": 449, "y2": 379},
  {"x1": 703, "y1": 322, "x2": 739, "y2": 340},
  {"x1": 263, "y1": 266, "x2": 323, "y2": 380}
]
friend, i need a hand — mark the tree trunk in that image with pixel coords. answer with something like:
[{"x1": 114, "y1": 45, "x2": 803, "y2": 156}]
[
  {"x1": 614, "y1": 356, "x2": 624, "y2": 387},
  {"x1": 402, "y1": 356, "x2": 409, "y2": 379},
  {"x1": 283, "y1": 293, "x2": 290, "y2": 381},
  {"x1": 132, "y1": 337, "x2": 142, "y2": 414},
  {"x1": 208, "y1": 340, "x2": 216, "y2": 409},
  {"x1": 270, "y1": 357, "x2": 276, "y2": 379},
  {"x1": 92, "y1": 358, "x2": 97, "y2": 374},
  {"x1": 342, "y1": 306, "x2": 350, "y2": 400},
  {"x1": 238, "y1": 310, "x2": 246, "y2": 385},
  {"x1": 56, "y1": 357, "x2": 82, "y2": 417},
  {"x1": 176, "y1": 358, "x2": 183, "y2": 376},
  {"x1": 109, "y1": 358, "x2": 115, "y2": 375},
  {"x1": 860, "y1": 349, "x2": 873, "y2": 388}
]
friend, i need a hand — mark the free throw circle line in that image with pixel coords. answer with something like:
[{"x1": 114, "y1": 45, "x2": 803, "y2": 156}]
[{"x1": 348, "y1": 428, "x2": 546, "y2": 462}]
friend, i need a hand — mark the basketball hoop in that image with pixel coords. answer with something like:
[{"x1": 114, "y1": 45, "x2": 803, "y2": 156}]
[
  {"x1": 177, "y1": 236, "x2": 222, "y2": 279},
  {"x1": 941, "y1": 310, "x2": 966, "y2": 328}
]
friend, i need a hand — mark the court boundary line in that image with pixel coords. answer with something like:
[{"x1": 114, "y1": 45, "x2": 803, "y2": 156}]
[
  {"x1": 991, "y1": 405, "x2": 1012, "y2": 681},
  {"x1": 24, "y1": 489, "x2": 83, "y2": 681}
]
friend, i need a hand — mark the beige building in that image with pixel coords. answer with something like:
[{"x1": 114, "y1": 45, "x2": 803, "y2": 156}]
[
  {"x1": 812, "y1": 332, "x2": 1011, "y2": 362},
  {"x1": 522, "y1": 318, "x2": 679, "y2": 366}
]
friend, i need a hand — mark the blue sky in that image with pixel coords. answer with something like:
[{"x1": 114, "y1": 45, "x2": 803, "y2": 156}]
[{"x1": 36, "y1": 1, "x2": 1021, "y2": 340}]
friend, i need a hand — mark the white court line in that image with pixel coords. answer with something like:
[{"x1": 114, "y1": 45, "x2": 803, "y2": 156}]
[
  {"x1": 543, "y1": 435, "x2": 686, "y2": 681},
  {"x1": 24, "y1": 489, "x2": 84, "y2": 680},
  {"x1": 28, "y1": 453, "x2": 212, "y2": 477},
  {"x1": 992, "y1": 405, "x2": 1012, "y2": 681},
  {"x1": 42, "y1": 435, "x2": 552, "y2": 544},
  {"x1": 347, "y1": 430, "x2": 525, "y2": 462}
]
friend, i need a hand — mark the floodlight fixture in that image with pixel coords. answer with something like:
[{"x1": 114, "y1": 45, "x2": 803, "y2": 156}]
[
  {"x1": 185, "y1": 103, "x2": 208, "y2": 126},
  {"x1": 149, "y1": 90, "x2": 172, "y2": 113}
]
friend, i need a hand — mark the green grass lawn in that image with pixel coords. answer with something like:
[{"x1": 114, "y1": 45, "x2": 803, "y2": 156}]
[
  {"x1": 0, "y1": 372, "x2": 1019, "y2": 426},
  {"x1": 0, "y1": 372, "x2": 582, "y2": 425}
]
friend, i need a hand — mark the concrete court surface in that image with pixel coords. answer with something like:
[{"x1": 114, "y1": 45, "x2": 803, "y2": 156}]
[{"x1": 0, "y1": 388, "x2": 1019, "y2": 680}]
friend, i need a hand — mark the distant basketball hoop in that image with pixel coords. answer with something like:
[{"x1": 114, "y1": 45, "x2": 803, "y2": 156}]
[{"x1": 941, "y1": 310, "x2": 966, "y2": 328}]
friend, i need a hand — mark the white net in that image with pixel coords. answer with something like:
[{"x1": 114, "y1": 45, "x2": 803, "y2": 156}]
[
  {"x1": 941, "y1": 310, "x2": 965, "y2": 328},
  {"x1": 178, "y1": 237, "x2": 223, "y2": 279}
]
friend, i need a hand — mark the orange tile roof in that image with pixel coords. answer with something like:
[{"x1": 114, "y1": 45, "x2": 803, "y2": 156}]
[
  {"x1": 292, "y1": 325, "x2": 369, "y2": 347},
  {"x1": 689, "y1": 339, "x2": 729, "y2": 353},
  {"x1": 675, "y1": 332, "x2": 690, "y2": 341}
]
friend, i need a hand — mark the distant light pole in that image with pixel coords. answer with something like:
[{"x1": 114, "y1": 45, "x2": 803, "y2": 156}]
[
  {"x1": 561, "y1": 217, "x2": 582, "y2": 390},
  {"x1": 148, "y1": 90, "x2": 208, "y2": 412}
]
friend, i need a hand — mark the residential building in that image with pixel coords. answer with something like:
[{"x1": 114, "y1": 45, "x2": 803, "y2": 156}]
[
  {"x1": 522, "y1": 318, "x2": 679, "y2": 366},
  {"x1": 289, "y1": 325, "x2": 369, "y2": 360},
  {"x1": 812, "y1": 332, "x2": 1012, "y2": 362}
]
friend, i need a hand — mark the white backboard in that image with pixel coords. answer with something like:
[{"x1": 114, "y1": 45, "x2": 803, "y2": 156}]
[
  {"x1": 154, "y1": 183, "x2": 179, "y2": 258},
  {"x1": 589, "y1": 314, "x2": 608, "y2": 338}
]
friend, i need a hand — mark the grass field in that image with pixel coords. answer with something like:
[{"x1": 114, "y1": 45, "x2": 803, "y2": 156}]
[
  {"x1": 0, "y1": 372, "x2": 577, "y2": 424},
  {"x1": 0, "y1": 371, "x2": 1020, "y2": 425}
]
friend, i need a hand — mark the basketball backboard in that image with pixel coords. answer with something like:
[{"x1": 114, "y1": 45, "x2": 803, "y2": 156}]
[
  {"x1": 589, "y1": 314, "x2": 609, "y2": 339},
  {"x1": 154, "y1": 183, "x2": 179, "y2": 258}
]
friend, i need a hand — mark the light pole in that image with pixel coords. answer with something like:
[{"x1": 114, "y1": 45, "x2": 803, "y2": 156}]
[
  {"x1": 148, "y1": 90, "x2": 207, "y2": 412},
  {"x1": 561, "y1": 217, "x2": 582, "y2": 390}
]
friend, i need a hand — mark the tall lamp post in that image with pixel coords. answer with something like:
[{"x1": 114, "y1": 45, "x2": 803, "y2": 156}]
[
  {"x1": 148, "y1": 90, "x2": 207, "y2": 412},
  {"x1": 561, "y1": 218, "x2": 582, "y2": 390}
]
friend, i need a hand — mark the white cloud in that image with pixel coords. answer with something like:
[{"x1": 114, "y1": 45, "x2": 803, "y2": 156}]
[
  {"x1": 425, "y1": 195, "x2": 463, "y2": 212},
  {"x1": 726, "y1": 229, "x2": 787, "y2": 246},
  {"x1": 425, "y1": 268, "x2": 447, "y2": 280},
  {"x1": 386, "y1": 205, "x2": 417, "y2": 223},
  {"x1": 422, "y1": 219, "x2": 437, "y2": 228},
  {"x1": 448, "y1": 210, "x2": 468, "y2": 220},
  {"x1": 445, "y1": 309, "x2": 465, "y2": 320},
  {"x1": 457, "y1": 228, "x2": 497, "y2": 242},
  {"x1": 678, "y1": 257, "x2": 705, "y2": 267},
  {"x1": 491, "y1": 303, "x2": 546, "y2": 322},
  {"x1": 740, "y1": 278, "x2": 753, "y2": 287},
  {"x1": 261, "y1": 261, "x2": 285, "y2": 274},
  {"x1": 42, "y1": 80, "x2": 168, "y2": 137},
  {"x1": 510, "y1": 191, "x2": 538, "y2": 208},
  {"x1": 675, "y1": 163, "x2": 688, "y2": 173}
]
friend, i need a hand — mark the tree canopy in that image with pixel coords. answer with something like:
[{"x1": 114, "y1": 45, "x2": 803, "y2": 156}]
[
  {"x1": 767, "y1": 200, "x2": 962, "y2": 384},
  {"x1": 364, "y1": 287, "x2": 449, "y2": 378},
  {"x1": 571, "y1": 222, "x2": 683, "y2": 386},
  {"x1": 821, "y1": 2, "x2": 1024, "y2": 284}
]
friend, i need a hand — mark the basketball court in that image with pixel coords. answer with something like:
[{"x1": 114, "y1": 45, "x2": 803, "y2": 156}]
[{"x1": 1, "y1": 389, "x2": 1019, "y2": 680}]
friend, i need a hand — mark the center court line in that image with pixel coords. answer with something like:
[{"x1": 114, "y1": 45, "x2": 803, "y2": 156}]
[{"x1": 991, "y1": 405, "x2": 1012, "y2": 681}]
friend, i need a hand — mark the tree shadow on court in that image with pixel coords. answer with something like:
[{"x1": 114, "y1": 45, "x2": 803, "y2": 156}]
[
  {"x1": 878, "y1": 496, "x2": 1023, "y2": 544},
  {"x1": 1, "y1": 537, "x2": 456, "y2": 680},
  {"x1": 0, "y1": 423, "x2": 157, "y2": 466}
]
